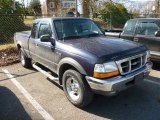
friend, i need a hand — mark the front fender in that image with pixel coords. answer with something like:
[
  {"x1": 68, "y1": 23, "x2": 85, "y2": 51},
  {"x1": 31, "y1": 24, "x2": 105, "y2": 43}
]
[{"x1": 57, "y1": 57, "x2": 87, "y2": 75}]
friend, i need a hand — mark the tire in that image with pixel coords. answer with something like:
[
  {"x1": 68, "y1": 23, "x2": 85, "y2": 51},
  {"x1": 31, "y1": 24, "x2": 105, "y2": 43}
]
[
  {"x1": 62, "y1": 69, "x2": 94, "y2": 108},
  {"x1": 19, "y1": 48, "x2": 32, "y2": 68}
]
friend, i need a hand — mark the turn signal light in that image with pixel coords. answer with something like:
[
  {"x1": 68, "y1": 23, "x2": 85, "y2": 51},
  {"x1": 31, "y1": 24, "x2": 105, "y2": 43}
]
[{"x1": 93, "y1": 70, "x2": 120, "y2": 79}]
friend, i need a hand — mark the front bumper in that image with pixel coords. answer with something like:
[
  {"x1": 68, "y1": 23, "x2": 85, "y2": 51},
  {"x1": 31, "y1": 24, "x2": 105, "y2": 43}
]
[{"x1": 86, "y1": 63, "x2": 152, "y2": 96}]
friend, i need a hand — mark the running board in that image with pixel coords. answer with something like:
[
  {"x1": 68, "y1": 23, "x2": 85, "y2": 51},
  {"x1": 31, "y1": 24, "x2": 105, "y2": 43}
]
[{"x1": 33, "y1": 64, "x2": 59, "y2": 81}]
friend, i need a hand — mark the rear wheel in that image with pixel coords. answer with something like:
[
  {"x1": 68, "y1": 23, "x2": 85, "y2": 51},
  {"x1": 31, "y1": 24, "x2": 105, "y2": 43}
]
[
  {"x1": 19, "y1": 48, "x2": 32, "y2": 68},
  {"x1": 63, "y1": 69, "x2": 93, "y2": 108}
]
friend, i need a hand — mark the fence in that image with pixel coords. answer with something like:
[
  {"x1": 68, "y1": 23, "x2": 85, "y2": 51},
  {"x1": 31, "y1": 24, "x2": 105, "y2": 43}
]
[
  {"x1": 0, "y1": 13, "x2": 160, "y2": 45},
  {"x1": 0, "y1": 15, "x2": 31, "y2": 44},
  {"x1": 0, "y1": 13, "x2": 159, "y2": 67},
  {"x1": 0, "y1": 14, "x2": 105, "y2": 45}
]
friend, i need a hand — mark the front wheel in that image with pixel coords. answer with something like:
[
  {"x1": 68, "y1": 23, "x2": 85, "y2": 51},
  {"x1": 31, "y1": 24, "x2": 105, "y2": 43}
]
[
  {"x1": 62, "y1": 69, "x2": 93, "y2": 108},
  {"x1": 19, "y1": 48, "x2": 32, "y2": 68}
]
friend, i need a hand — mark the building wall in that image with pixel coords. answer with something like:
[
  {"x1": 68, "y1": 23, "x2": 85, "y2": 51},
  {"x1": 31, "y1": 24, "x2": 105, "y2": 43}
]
[
  {"x1": 41, "y1": 2, "x2": 47, "y2": 15},
  {"x1": 42, "y1": 0, "x2": 76, "y2": 17},
  {"x1": 47, "y1": 0, "x2": 60, "y2": 16}
]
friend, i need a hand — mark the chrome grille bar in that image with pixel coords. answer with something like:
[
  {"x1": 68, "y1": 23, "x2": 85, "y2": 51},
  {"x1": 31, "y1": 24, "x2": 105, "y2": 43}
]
[{"x1": 116, "y1": 53, "x2": 146, "y2": 75}]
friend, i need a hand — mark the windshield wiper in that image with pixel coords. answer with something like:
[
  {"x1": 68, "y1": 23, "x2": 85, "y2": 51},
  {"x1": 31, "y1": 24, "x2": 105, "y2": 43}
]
[
  {"x1": 84, "y1": 33, "x2": 103, "y2": 37},
  {"x1": 59, "y1": 35, "x2": 83, "y2": 40}
]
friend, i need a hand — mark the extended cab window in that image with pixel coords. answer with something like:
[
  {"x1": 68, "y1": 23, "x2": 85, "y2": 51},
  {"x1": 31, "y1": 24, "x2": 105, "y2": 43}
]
[
  {"x1": 38, "y1": 23, "x2": 52, "y2": 38},
  {"x1": 31, "y1": 23, "x2": 38, "y2": 38},
  {"x1": 136, "y1": 22, "x2": 159, "y2": 36},
  {"x1": 123, "y1": 20, "x2": 136, "y2": 35}
]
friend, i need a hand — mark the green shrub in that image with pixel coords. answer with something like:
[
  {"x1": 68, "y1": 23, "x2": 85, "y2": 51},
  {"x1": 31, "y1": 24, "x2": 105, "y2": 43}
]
[
  {"x1": 94, "y1": 19, "x2": 108, "y2": 29},
  {"x1": 98, "y1": 2, "x2": 131, "y2": 28},
  {"x1": 0, "y1": 15, "x2": 30, "y2": 44}
]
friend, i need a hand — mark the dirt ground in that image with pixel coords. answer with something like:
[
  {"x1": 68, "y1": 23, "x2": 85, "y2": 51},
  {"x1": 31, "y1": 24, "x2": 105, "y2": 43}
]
[{"x1": 0, "y1": 47, "x2": 19, "y2": 67}]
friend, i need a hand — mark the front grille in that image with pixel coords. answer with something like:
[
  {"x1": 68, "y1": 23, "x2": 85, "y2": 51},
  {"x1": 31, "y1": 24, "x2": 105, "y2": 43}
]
[{"x1": 116, "y1": 53, "x2": 146, "y2": 75}]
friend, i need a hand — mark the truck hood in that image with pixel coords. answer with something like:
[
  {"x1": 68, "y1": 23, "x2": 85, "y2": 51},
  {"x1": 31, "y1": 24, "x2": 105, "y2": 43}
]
[{"x1": 64, "y1": 36, "x2": 147, "y2": 62}]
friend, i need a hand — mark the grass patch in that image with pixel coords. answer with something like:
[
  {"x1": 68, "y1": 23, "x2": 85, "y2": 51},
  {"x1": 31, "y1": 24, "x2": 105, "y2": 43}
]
[
  {"x1": 24, "y1": 16, "x2": 34, "y2": 26},
  {"x1": 0, "y1": 44, "x2": 15, "y2": 50}
]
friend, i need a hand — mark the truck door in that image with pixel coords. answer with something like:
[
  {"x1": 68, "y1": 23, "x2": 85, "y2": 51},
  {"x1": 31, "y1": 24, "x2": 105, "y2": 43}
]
[
  {"x1": 34, "y1": 21, "x2": 57, "y2": 72},
  {"x1": 134, "y1": 22, "x2": 160, "y2": 54},
  {"x1": 120, "y1": 19, "x2": 137, "y2": 41},
  {"x1": 29, "y1": 22, "x2": 39, "y2": 60}
]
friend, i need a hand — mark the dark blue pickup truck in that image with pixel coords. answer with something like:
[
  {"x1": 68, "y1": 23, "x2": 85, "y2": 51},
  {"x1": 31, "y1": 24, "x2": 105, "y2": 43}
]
[{"x1": 14, "y1": 17, "x2": 152, "y2": 107}]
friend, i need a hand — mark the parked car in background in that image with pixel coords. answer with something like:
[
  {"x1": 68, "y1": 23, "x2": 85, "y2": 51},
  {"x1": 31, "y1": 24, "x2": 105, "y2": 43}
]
[{"x1": 106, "y1": 18, "x2": 160, "y2": 61}]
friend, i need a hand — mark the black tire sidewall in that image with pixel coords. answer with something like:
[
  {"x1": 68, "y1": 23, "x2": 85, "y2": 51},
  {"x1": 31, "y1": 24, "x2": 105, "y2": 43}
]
[{"x1": 19, "y1": 48, "x2": 32, "y2": 68}]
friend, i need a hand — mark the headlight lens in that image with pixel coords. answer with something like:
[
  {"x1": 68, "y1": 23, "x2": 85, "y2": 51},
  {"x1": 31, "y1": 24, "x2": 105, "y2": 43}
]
[{"x1": 94, "y1": 62, "x2": 120, "y2": 79}]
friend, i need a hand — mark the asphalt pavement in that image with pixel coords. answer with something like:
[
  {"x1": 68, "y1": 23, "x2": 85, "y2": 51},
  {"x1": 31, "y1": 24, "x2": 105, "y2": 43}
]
[{"x1": 0, "y1": 63, "x2": 160, "y2": 120}]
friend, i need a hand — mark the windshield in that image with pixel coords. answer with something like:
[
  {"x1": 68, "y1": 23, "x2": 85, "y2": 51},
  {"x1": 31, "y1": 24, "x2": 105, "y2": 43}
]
[{"x1": 54, "y1": 19, "x2": 103, "y2": 40}]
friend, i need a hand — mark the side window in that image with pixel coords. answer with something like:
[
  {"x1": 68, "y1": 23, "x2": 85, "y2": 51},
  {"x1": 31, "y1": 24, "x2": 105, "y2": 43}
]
[
  {"x1": 31, "y1": 23, "x2": 38, "y2": 38},
  {"x1": 136, "y1": 22, "x2": 148, "y2": 35},
  {"x1": 123, "y1": 20, "x2": 136, "y2": 35},
  {"x1": 136, "y1": 22, "x2": 159, "y2": 36},
  {"x1": 54, "y1": 22, "x2": 63, "y2": 39},
  {"x1": 38, "y1": 23, "x2": 52, "y2": 38},
  {"x1": 147, "y1": 23, "x2": 159, "y2": 35}
]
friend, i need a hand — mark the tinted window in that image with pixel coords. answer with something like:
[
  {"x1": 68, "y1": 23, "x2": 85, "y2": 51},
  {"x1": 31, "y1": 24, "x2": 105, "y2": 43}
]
[
  {"x1": 136, "y1": 22, "x2": 159, "y2": 36},
  {"x1": 123, "y1": 20, "x2": 136, "y2": 35},
  {"x1": 54, "y1": 19, "x2": 103, "y2": 40},
  {"x1": 38, "y1": 24, "x2": 52, "y2": 38},
  {"x1": 31, "y1": 23, "x2": 38, "y2": 38}
]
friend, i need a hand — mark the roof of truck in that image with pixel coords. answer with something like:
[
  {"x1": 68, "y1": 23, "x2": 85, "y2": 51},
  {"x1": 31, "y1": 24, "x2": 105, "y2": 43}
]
[
  {"x1": 52, "y1": 17, "x2": 90, "y2": 20},
  {"x1": 129, "y1": 18, "x2": 160, "y2": 22},
  {"x1": 34, "y1": 17, "x2": 90, "y2": 22}
]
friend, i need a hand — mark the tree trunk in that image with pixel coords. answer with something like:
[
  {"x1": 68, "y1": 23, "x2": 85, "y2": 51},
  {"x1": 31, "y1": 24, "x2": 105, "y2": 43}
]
[
  {"x1": 155, "y1": 0, "x2": 160, "y2": 17},
  {"x1": 82, "y1": 0, "x2": 90, "y2": 18}
]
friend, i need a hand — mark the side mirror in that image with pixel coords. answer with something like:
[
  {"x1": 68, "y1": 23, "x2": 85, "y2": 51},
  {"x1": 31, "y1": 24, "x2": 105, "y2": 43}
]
[
  {"x1": 155, "y1": 31, "x2": 160, "y2": 37},
  {"x1": 102, "y1": 30, "x2": 106, "y2": 36},
  {"x1": 40, "y1": 34, "x2": 51, "y2": 42}
]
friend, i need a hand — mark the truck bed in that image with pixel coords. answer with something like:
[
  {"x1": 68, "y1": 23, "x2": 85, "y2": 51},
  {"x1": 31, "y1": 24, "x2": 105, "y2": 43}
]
[
  {"x1": 15, "y1": 31, "x2": 31, "y2": 36},
  {"x1": 105, "y1": 32, "x2": 120, "y2": 38},
  {"x1": 14, "y1": 31, "x2": 31, "y2": 58}
]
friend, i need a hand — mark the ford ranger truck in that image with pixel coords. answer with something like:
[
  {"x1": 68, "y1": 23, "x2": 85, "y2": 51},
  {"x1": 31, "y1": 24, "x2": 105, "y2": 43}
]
[{"x1": 14, "y1": 18, "x2": 152, "y2": 107}]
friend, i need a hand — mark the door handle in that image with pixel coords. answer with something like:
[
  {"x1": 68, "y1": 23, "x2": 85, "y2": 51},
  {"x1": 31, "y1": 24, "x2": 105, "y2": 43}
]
[{"x1": 133, "y1": 38, "x2": 139, "y2": 42}]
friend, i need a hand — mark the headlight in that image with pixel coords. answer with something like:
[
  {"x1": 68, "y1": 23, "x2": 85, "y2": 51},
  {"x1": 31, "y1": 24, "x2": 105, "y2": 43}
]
[
  {"x1": 146, "y1": 50, "x2": 151, "y2": 63},
  {"x1": 93, "y1": 62, "x2": 120, "y2": 79}
]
